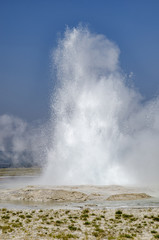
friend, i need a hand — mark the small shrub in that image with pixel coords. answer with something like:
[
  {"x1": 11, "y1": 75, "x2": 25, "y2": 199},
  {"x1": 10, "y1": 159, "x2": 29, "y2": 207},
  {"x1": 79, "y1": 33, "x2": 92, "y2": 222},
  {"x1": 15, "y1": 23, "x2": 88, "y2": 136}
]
[
  {"x1": 55, "y1": 220, "x2": 63, "y2": 226},
  {"x1": 1, "y1": 215, "x2": 10, "y2": 220},
  {"x1": 68, "y1": 225, "x2": 77, "y2": 231},
  {"x1": 65, "y1": 210, "x2": 70, "y2": 214},
  {"x1": 120, "y1": 233, "x2": 133, "y2": 238},
  {"x1": 25, "y1": 219, "x2": 31, "y2": 223},
  {"x1": 122, "y1": 214, "x2": 133, "y2": 219},
  {"x1": 115, "y1": 210, "x2": 122, "y2": 215},
  {"x1": 80, "y1": 214, "x2": 89, "y2": 219},
  {"x1": 0, "y1": 225, "x2": 13, "y2": 233},
  {"x1": 84, "y1": 221, "x2": 91, "y2": 225},
  {"x1": 82, "y1": 209, "x2": 89, "y2": 214},
  {"x1": 19, "y1": 215, "x2": 25, "y2": 219},
  {"x1": 2, "y1": 208, "x2": 7, "y2": 212},
  {"x1": 12, "y1": 222, "x2": 22, "y2": 228}
]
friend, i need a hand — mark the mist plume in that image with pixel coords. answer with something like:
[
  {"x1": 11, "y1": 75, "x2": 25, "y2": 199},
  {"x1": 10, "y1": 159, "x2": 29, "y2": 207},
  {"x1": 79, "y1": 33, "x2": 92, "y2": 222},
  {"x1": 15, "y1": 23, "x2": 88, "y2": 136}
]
[{"x1": 42, "y1": 26, "x2": 159, "y2": 185}]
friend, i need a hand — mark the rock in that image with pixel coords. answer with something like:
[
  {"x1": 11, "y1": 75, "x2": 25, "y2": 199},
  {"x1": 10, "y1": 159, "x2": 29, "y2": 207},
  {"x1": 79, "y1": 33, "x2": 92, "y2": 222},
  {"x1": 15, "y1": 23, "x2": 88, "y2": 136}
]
[
  {"x1": 106, "y1": 193, "x2": 151, "y2": 201},
  {"x1": 0, "y1": 187, "x2": 88, "y2": 203}
]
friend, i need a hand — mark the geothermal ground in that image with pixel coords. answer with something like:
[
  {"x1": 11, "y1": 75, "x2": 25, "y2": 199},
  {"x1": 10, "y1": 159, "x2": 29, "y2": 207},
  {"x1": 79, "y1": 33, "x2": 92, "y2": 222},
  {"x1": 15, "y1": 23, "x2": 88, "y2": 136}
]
[{"x1": 0, "y1": 169, "x2": 159, "y2": 239}]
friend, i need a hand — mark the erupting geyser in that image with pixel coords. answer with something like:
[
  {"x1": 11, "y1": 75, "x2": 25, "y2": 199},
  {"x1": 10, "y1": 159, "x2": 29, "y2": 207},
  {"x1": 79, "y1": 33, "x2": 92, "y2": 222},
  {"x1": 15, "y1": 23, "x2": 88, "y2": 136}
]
[{"x1": 42, "y1": 26, "x2": 159, "y2": 185}]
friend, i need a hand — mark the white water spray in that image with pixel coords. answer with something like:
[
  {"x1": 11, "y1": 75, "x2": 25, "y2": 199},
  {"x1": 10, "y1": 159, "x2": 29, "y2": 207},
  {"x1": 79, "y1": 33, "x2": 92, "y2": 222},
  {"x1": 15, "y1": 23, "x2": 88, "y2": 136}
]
[{"x1": 42, "y1": 26, "x2": 159, "y2": 185}]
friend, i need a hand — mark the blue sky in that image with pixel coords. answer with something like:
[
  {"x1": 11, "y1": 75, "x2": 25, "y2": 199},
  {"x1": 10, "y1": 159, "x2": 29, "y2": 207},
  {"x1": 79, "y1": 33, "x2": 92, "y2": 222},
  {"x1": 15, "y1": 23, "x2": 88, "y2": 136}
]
[{"x1": 1, "y1": 0, "x2": 159, "y2": 122}]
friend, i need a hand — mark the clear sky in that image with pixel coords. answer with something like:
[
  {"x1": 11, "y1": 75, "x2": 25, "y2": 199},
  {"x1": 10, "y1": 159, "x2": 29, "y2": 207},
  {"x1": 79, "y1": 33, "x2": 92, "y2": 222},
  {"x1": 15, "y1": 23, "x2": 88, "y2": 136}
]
[{"x1": 1, "y1": 0, "x2": 159, "y2": 122}]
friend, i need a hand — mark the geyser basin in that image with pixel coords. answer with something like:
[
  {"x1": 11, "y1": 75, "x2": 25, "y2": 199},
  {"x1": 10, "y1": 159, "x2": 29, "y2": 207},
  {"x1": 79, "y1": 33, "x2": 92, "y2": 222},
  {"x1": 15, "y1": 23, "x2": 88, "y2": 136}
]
[
  {"x1": 1, "y1": 183, "x2": 159, "y2": 210},
  {"x1": 42, "y1": 26, "x2": 159, "y2": 186}
]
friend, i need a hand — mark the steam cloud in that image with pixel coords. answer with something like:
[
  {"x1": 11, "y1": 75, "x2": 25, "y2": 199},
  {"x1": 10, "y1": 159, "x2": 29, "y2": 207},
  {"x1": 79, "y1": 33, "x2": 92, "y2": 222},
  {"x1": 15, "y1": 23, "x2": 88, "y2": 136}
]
[
  {"x1": 42, "y1": 26, "x2": 159, "y2": 185},
  {"x1": 0, "y1": 114, "x2": 46, "y2": 167},
  {"x1": 1, "y1": 26, "x2": 159, "y2": 186}
]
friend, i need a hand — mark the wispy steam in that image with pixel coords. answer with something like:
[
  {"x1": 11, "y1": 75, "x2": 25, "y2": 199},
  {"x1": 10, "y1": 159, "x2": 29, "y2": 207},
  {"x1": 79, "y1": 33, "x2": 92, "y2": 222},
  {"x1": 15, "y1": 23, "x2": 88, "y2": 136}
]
[
  {"x1": 0, "y1": 114, "x2": 46, "y2": 167},
  {"x1": 42, "y1": 26, "x2": 159, "y2": 185}
]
